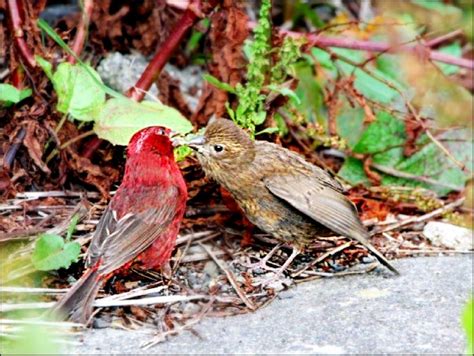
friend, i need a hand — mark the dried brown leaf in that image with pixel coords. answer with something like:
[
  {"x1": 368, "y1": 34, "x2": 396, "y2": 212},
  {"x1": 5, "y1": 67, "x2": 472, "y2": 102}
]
[{"x1": 22, "y1": 121, "x2": 51, "y2": 174}]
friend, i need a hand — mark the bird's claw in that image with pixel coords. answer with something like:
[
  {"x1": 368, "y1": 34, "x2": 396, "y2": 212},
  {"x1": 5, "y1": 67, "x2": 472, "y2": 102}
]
[{"x1": 241, "y1": 259, "x2": 279, "y2": 272}]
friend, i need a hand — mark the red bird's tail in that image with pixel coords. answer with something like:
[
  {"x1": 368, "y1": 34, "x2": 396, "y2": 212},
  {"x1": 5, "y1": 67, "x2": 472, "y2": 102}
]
[{"x1": 50, "y1": 267, "x2": 102, "y2": 324}]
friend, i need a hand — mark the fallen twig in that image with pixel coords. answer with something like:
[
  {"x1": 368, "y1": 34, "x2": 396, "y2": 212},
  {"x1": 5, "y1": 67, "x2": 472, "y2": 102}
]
[
  {"x1": 378, "y1": 198, "x2": 465, "y2": 233},
  {"x1": 0, "y1": 294, "x2": 208, "y2": 312},
  {"x1": 292, "y1": 241, "x2": 353, "y2": 277},
  {"x1": 141, "y1": 299, "x2": 214, "y2": 349},
  {"x1": 199, "y1": 242, "x2": 256, "y2": 310}
]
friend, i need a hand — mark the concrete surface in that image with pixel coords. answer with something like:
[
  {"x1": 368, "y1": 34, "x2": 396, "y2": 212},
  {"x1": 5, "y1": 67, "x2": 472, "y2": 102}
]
[{"x1": 71, "y1": 256, "x2": 473, "y2": 354}]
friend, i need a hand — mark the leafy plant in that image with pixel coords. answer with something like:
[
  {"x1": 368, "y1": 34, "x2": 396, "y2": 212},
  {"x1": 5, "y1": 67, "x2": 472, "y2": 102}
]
[
  {"x1": 31, "y1": 214, "x2": 80, "y2": 271},
  {"x1": 37, "y1": 19, "x2": 193, "y2": 146},
  {"x1": 204, "y1": 0, "x2": 304, "y2": 136},
  {"x1": 0, "y1": 83, "x2": 32, "y2": 107}
]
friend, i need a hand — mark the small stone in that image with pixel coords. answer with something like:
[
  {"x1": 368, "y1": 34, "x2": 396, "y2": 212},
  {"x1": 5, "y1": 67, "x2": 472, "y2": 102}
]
[
  {"x1": 203, "y1": 260, "x2": 219, "y2": 277},
  {"x1": 92, "y1": 316, "x2": 111, "y2": 329},
  {"x1": 183, "y1": 302, "x2": 201, "y2": 315},
  {"x1": 423, "y1": 221, "x2": 473, "y2": 250}
]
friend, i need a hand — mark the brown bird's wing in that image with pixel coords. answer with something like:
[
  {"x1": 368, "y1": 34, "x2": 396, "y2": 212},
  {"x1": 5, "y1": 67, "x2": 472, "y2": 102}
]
[
  {"x1": 263, "y1": 173, "x2": 399, "y2": 274},
  {"x1": 255, "y1": 141, "x2": 345, "y2": 193},
  {"x1": 85, "y1": 187, "x2": 178, "y2": 275}
]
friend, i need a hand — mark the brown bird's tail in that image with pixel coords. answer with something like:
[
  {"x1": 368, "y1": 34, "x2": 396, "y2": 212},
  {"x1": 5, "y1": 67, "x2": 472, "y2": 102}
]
[
  {"x1": 50, "y1": 267, "x2": 102, "y2": 324},
  {"x1": 354, "y1": 232, "x2": 400, "y2": 275}
]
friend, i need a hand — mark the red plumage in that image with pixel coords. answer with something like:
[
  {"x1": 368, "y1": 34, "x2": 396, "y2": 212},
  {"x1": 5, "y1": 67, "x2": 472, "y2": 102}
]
[{"x1": 51, "y1": 127, "x2": 187, "y2": 324}]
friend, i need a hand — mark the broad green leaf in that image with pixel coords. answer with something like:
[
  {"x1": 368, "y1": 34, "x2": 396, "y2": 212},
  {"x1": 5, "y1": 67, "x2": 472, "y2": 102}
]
[
  {"x1": 31, "y1": 234, "x2": 81, "y2": 271},
  {"x1": 353, "y1": 112, "x2": 406, "y2": 154},
  {"x1": 338, "y1": 157, "x2": 370, "y2": 186},
  {"x1": 336, "y1": 103, "x2": 365, "y2": 148},
  {"x1": 203, "y1": 74, "x2": 236, "y2": 93},
  {"x1": 52, "y1": 62, "x2": 106, "y2": 121},
  {"x1": 293, "y1": 60, "x2": 325, "y2": 124},
  {"x1": 311, "y1": 48, "x2": 336, "y2": 71},
  {"x1": 376, "y1": 54, "x2": 402, "y2": 82},
  {"x1": 340, "y1": 121, "x2": 472, "y2": 195},
  {"x1": 94, "y1": 98, "x2": 193, "y2": 145},
  {"x1": 37, "y1": 56, "x2": 106, "y2": 121},
  {"x1": 312, "y1": 47, "x2": 404, "y2": 104},
  {"x1": 0, "y1": 84, "x2": 32, "y2": 107}
]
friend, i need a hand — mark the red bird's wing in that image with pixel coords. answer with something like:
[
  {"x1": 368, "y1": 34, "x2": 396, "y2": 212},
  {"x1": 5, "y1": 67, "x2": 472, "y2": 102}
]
[{"x1": 85, "y1": 186, "x2": 179, "y2": 276}]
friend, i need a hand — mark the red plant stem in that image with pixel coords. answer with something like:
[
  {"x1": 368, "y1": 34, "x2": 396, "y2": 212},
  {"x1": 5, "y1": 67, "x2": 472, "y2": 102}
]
[
  {"x1": 247, "y1": 21, "x2": 473, "y2": 70},
  {"x1": 425, "y1": 29, "x2": 463, "y2": 48},
  {"x1": 293, "y1": 31, "x2": 474, "y2": 70},
  {"x1": 6, "y1": 0, "x2": 36, "y2": 68},
  {"x1": 83, "y1": 0, "x2": 215, "y2": 158},
  {"x1": 126, "y1": 0, "x2": 203, "y2": 101},
  {"x1": 68, "y1": 0, "x2": 94, "y2": 64},
  {"x1": 80, "y1": 136, "x2": 103, "y2": 158},
  {"x1": 11, "y1": 65, "x2": 24, "y2": 88}
]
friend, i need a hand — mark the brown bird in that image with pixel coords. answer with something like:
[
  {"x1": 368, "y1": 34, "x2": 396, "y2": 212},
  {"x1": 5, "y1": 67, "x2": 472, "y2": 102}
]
[{"x1": 189, "y1": 118, "x2": 399, "y2": 277}]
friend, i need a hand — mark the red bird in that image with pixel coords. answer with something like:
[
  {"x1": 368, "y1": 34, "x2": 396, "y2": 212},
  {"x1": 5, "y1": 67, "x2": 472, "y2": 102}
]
[{"x1": 52, "y1": 126, "x2": 188, "y2": 324}]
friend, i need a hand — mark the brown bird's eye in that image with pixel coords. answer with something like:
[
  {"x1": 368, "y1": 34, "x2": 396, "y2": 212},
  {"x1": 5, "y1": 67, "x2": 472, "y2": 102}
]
[{"x1": 213, "y1": 145, "x2": 224, "y2": 152}]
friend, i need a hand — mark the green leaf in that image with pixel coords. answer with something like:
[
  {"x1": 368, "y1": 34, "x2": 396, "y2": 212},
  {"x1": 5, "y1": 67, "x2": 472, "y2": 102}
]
[
  {"x1": 293, "y1": 60, "x2": 324, "y2": 123},
  {"x1": 37, "y1": 20, "x2": 124, "y2": 100},
  {"x1": 336, "y1": 103, "x2": 365, "y2": 148},
  {"x1": 437, "y1": 42, "x2": 462, "y2": 75},
  {"x1": 463, "y1": 297, "x2": 474, "y2": 355},
  {"x1": 0, "y1": 84, "x2": 32, "y2": 107},
  {"x1": 252, "y1": 111, "x2": 267, "y2": 125},
  {"x1": 94, "y1": 98, "x2": 193, "y2": 145},
  {"x1": 203, "y1": 74, "x2": 236, "y2": 93},
  {"x1": 353, "y1": 112, "x2": 406, "y2": 154},
  {"x1": 312, "y1": 47, "x2": 405, "y2": 104},
  {"x1": 66, "y1": 214, "x2": 79, "y2": 242},
  {"x1": 338, "y1": 157, "x2": 370, "y2": 186},
  {"x1": 31, "y1": 234, "x2": 81, "y2": 271},
  {"x1": 52, "y1": 62, "x2": 106, "y2": 121},
  {"x1": 340, "y1": 121, "x2": 472, "y2": 195},
  {"x1": 174, "y1": 145, "x2": 193, "y2": 162},
  {"x1": 255, "y1": 126, "x2": 280, "y2": 135},
  {"x1": 36, "y1": 55, "x2": 53, "y2": 79},
  {"x1": 267, "y1": 84, "x2": 302, "y2": 105}
]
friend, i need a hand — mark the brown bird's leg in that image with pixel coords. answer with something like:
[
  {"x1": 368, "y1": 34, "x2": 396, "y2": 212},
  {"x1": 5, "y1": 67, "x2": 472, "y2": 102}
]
[
  {"x1": 243, "y1": 243, "x2": 284, "y2": 271},
  {"x1": 258, "y1": 247, "x2": 302, "y2": 287}
]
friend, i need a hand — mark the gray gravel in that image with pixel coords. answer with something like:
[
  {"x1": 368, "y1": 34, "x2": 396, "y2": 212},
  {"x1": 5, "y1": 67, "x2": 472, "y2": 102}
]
[{"x1": 71, "y1": 256, "x2": 473, "y2": 354}]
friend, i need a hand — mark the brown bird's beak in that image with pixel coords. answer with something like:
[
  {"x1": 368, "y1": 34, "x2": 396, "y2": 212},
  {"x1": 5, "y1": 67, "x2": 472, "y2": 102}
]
[
  {"x1": 170, "y1": 132, "x2": 184, "y2": 148},
  {"x1": 187, "y1": 135, "x2": 205, "y2": 152}
]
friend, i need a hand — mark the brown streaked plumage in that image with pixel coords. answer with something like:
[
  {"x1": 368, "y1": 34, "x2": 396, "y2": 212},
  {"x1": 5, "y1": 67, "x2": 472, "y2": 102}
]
[{"x1": 190, "y1": 118, "x2": 399, "y2": 276}]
